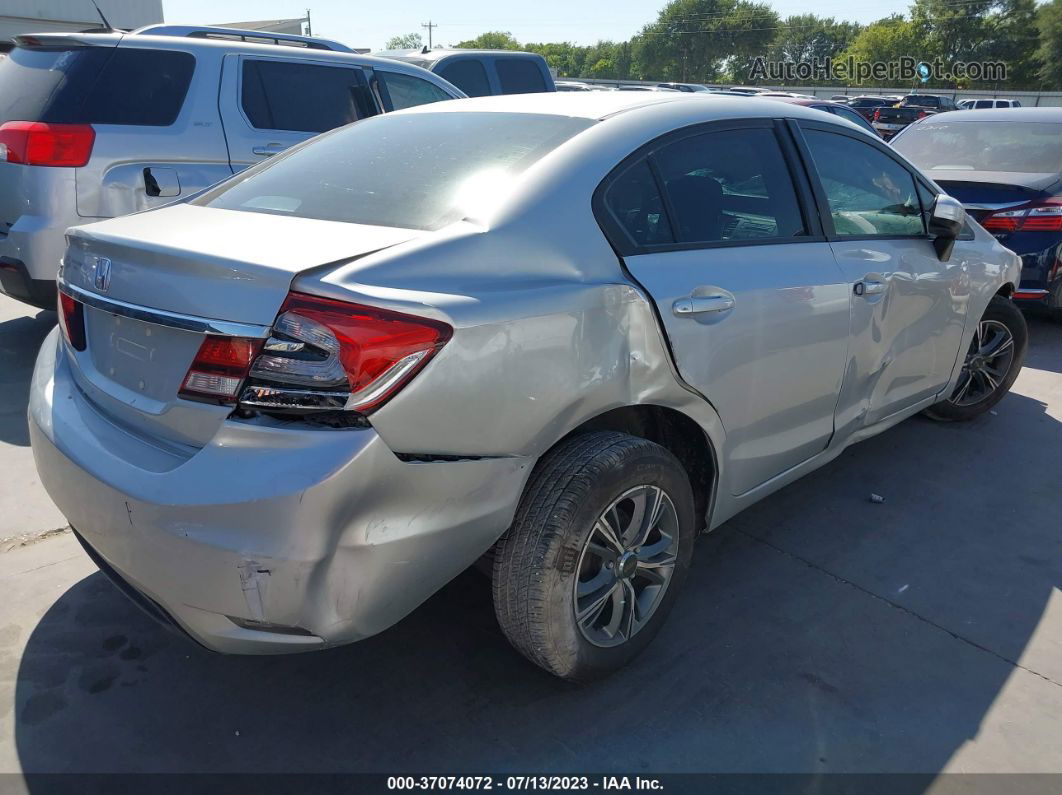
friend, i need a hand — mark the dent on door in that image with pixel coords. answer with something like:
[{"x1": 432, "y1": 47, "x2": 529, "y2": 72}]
[{"x1": 830, "y1": 239, "x2": 968, "y2": 434}]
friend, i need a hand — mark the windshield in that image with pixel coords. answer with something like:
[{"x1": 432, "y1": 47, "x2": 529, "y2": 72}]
[
  {"x1": 893, "y1": 120, "x2": 1062, "y2": 174},
  {"x1": 197, "y1": 111, "x2": 594, "y2": 230}
]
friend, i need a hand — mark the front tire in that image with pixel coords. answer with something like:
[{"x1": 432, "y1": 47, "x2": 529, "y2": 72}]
[
  {"x1": 924, "y1": 295, "x2": 1027, "y2": 422},
  {"x1": 492, "y1": 432, "x2": 696, "y2": 681}
]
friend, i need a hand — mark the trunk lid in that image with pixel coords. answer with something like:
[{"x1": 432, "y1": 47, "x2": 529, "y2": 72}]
[
  {"x1": 62, "y1": 204, "x2": 424, "y2": 447},
  {"x1": 929, "y1": 176, "x2": 1054, "y2": 224}
]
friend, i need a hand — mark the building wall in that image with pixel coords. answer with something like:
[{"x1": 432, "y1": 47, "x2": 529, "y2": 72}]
[{"x1": 1, "y1": 0, "x2": 163, "y2": 43}]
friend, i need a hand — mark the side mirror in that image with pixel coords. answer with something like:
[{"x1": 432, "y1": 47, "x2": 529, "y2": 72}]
[{"x1": 928, "y1": 194, "x2": 965, "y2": 261}]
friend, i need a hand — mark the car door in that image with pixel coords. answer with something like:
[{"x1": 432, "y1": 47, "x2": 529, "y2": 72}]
[
  {"x1": 601, "y1": 120, "x2": 851, "y2": 496},
  {"x1": 794, "y1": 121, "x2": 968, "y2": 435},
  {"x1": 219, "y1": 54, "x2": 379, "y2": 172}
]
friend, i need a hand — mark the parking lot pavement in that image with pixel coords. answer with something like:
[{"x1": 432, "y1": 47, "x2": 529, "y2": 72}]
[
  {"x1": 0, "y1": 297, "x2": 66, "y2": 546},
  {"x1": 1, "y1": 311, "x2": 1061, "y2": 777}
]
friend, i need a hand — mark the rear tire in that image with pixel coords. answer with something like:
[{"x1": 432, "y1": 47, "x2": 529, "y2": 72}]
[
  {"x1": 492, "y1": 432, "x2": 696, "y2": 682},
  {"x1": 924, "y1": 296, "x2": 1027, "y2": 422}
]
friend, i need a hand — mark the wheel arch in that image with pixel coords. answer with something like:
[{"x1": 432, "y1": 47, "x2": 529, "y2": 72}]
[{"x1": 552, "y1": 404, "x2": 718, "y2": 530}]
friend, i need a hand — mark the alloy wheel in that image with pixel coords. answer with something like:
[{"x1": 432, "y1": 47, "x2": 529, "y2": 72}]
[
  {"x1": 948, "y1": 319, "x2": 1016, "y2": 407},
  {"x1": 574, "y1": 485, "x2": 680, "y2": 648}
]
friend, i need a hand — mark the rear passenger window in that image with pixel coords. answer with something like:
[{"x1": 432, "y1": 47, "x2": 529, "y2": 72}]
[
  {"x1": 377, "y1": 71, "x2": 452, "y2": 110},
  {"x1": 803, "y1": 129, "x2": 925, "y2": 237},
  {"x1": 652, "y1": 128, "x2": 806, "y2": 243},
  {"x1": 241, "y1": 60, "x2": 374, "y2": 133},
  {"x1": 604, "y1": 160, "x2": 674, "y2": 246},
  {"x1": 0, "y1": 47, "x2": 194, "y2": 126},
  {"x1": 496, "y1": 59, "x2": 547, "y2": 94},
  {"x1": 437, "y1": 60, "x2": 492, "y2": 97}
]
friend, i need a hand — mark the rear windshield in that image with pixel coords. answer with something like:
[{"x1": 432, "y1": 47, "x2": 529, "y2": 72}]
[
  {"x1": 197, "y1": 112, "x2": 594, "y2": 230},
  {"x1": 893, "y1": 121, "x2": 1062, "y2": 174},
  {"x1": 904, "y1": 96, "x2": 941, "y2": 106},
  {"x1": 0, "y1": 46, "x2": 194, "y2": 126}
]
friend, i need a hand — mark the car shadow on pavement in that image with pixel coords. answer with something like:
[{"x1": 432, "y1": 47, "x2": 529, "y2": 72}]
[
  {"x1": 12, "y1": 381, "x2": 1062, "y2": 777},
  {"x1": 0, "y1": 310, "x2": 55, "y2": 447},
  {"x1": 1023, "y1": 314, "x2": 1062, "y2": 374}
]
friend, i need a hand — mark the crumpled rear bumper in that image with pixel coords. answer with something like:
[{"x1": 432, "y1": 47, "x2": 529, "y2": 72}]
[{"x1": 29, "y1": 328, "x2": 531, "y2": 653}]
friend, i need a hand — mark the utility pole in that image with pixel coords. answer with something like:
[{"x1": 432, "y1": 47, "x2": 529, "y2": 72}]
[
  {"x1": 421, "y1": 20, "x2": 437, "y2": 49},
  {"x1": 305, "y1": 8, "x2": 312, "y2": 36}
]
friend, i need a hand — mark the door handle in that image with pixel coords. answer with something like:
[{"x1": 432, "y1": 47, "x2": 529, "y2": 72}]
[
  {"x1": 252, "y1": 143, "x2": 286, "y2": 157},
  {"x1": 673, "y1": 295, "x2": 735, "y2": 316},
  {"x1": 854, "y1": 279, "x2": 886, "y2": 297}
]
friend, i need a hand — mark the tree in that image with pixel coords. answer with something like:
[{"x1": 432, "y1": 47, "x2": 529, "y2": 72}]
[
  {"x1": 837, "y1": 15, "x2": 925, "y2": 86},
  {"x1": 769, "y1": 15, "x2": 862, "y2": 68},
  {"x1": 455, "y1": 31, "x2": 522, "y2": 50},
  {"x1": 1039, "y1": 0, "x2": 1062, "y2": 87},
  {"x1": 384, "y1": 32, "x2": 422, "y2": 50},
  {"x1": 633, "y1": 0, "x2": 779, "y2": 83}
]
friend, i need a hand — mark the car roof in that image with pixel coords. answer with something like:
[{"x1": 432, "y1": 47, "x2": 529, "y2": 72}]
[
  {"x1": 928, "y1": 107, "x2": 1062, "y2": 122},
  {"x1": 373, "y1": 47, "x2": 544, "y2": 62},
  {"x1": 12, "y1": 28, "x2": 445, "y2": 75},
  {"x1": 397, "y1": 91, "x2": 846, "y2": 124}
]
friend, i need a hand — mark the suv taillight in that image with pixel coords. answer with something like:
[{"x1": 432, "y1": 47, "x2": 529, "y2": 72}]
[
  {"x1": 873, "y1": 109, "x2": 881, "y2": 121},
  {"x1": 982, "y1": 198, "x2": 1062, "y2": 233},
  {"x1": 57, "y1": 293, "x2": 86, "y2": 351},
  {"x1": 0, "y1": 121, "x2": 95, "y2": 167},
  {"x1": 178, "y1": 292, "x2": 452, "y2": 413}
]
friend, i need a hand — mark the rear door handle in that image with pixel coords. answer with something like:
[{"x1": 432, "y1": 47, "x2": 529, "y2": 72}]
[
  {"x1": 673, "y1": 295, "x2": 735, "y2": 316},
  {"x1": 252, "y1": 143, "x2": 286, "y2": 157}
]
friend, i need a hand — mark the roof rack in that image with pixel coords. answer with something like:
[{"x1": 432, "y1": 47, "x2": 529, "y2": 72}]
[{"x1": 133, "y1": 25, "x2": 352, "y2": 52}]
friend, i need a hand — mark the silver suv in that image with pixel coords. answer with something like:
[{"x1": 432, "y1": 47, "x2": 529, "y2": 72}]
[{"x1": 0, "y1": 25, "x2": 463, "y2": 309}]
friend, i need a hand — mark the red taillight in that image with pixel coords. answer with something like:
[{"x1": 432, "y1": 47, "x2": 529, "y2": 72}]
[
  {"x1": 179, "y1": 336, "x2": 263, "y2": 402},
  {"x1": 982, "y1": 199, "x2": 1062, "y2": 233},
  {"x1": 917, "y1": 110, "x2": 928, "y2": 119},
  {"x1": 873, "y1": 109, "x2": 881, "y2": 121},
  {"x1": 0, "y1": 121, "x2": 95, "y2": 167},
  {"x1": 57, "y1": 293, "x2": 86, "y2": 351},
  {"x1": 239, "y1": 291, "x2": 452, "y2": 414}
]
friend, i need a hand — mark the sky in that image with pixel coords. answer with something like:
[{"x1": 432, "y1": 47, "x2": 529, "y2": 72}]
[{"x1": 162, "y1": 0, "x2": 913, "y2": 51}]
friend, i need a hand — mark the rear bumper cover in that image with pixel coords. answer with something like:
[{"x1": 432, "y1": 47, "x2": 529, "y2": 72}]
[
  {"x1": 30, "y1": 329, "x2": 531, "y2": 653},
  {"x1": 0, "y1": 257, "x2": 57, "y2": 310}
]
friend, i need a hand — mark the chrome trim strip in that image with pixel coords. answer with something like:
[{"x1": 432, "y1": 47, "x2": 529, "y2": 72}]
[{"x1": 59, "y1": 280, "x2": 272, "y2": 338}]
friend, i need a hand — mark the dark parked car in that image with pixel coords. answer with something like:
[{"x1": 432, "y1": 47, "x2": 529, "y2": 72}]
[
  {"x1": 762, "y1": 96, "x2": 880, "y2": 137},
  {"x1": 893, "y1": 108, "x2": 1062, "y2": 317},
  {"x1": 847, "y1": 96, "x2": 894, "y2": 121},
  {"x1": 374, "y1": 47, "x2": 555, "y2": 96}
]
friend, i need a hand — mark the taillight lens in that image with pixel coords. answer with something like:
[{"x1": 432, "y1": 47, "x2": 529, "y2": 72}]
[
  {"x1": 0, "y1": 121, "x2": 95, "y2": 167},
  {"x1": 917, "y1": 110, "x2": 928, "y2": 119},
  {"x1": 239, "y1": 292, "x2": 452, "y2": 414},
  {"x1": 57, "y1": 292, "x2": 86, "y2": 351},
  {"x1": 982, "y1": 199, "x2": 1062, "y2": 233},
  {"x1": 179, "y1": 336, "x2": 263, "y2": 402},
  {"x1": 873, "y1": 109, "x2": 881, "y2": 121}
]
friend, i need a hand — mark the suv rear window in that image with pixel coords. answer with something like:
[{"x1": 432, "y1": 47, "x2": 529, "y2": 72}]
[
  {"x1": 0, "y1": 46, "x2": 194, "y2": 126},
  {"x1": 197, "y1": 112, "x2": 593, "y2": 230},
  {"x1": 496, "y1": 59, "x2": 547, "y2": 94}
]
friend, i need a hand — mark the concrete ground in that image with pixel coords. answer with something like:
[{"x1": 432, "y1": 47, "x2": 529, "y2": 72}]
[{"x1": 1, "y1": 293, "x2": 1061, "y2": 777}]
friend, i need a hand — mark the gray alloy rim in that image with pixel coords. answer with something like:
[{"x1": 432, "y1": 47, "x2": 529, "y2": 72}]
[
  {"x1": 573, "y1": 485, "x2": 680, "y2": 648},
  {"x1": 948, "y1": 319, "x2": 1016, "y2": 407}
]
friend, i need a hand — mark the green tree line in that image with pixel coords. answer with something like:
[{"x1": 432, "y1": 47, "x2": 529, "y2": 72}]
[{"x1": 386, "y1": 0, "x2": 1062, "y2": 89}]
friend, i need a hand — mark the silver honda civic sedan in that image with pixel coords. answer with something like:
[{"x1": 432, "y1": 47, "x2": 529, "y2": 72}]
[{"x1": 30, "y1": 93, "x2": 1025, "y2": 680}]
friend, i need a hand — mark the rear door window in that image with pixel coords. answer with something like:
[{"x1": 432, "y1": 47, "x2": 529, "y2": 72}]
[
  {"x1": 436, "y1": 59, "x2": 492, "y2": 97},
  {"x1": 0, "y1": 46, "x2": 194, "y2": 126},
  {"x1": 241, "y1": 59, "x2": 376, "y2": 133},
  {"x1": 603, "y1": 160, "x2": 673, "y2": 246},
  {"x1": 652, "y1": 127, "x2": 807, "y2": 244},
  {"x1": 496, "y1": 59, "x2": 547, "y2": 94},
  {"x1": 376, "y1": 70, "x2": 453, "y2": 110}
]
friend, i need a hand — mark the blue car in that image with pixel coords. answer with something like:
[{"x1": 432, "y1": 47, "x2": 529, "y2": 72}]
[{"x1": 893, "y1": 108, "x2": 1062, "y2": 317}]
